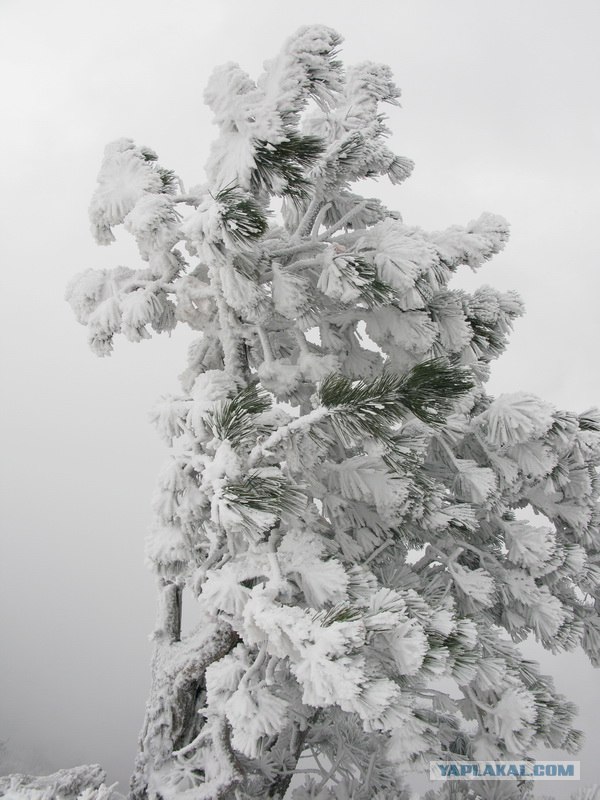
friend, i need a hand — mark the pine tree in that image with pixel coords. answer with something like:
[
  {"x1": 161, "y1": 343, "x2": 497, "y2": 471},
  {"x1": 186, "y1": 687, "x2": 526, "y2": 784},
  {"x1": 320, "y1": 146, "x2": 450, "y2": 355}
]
[{"x1": 65, "y1": 26, "x2": 600, "y2": 800}]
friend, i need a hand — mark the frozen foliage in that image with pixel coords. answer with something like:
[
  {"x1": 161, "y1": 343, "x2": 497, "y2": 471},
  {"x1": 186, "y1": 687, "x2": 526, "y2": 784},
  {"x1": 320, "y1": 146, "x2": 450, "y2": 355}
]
[
  {"x1": 424, "y1": 785, "x2": 600, "y2": 800},
  {"x1": 63, "y1": 25, "x2": 600, "y2": 800},
  {"x1": 0, "y1": 765, "x2": 122, "y2": 800}
]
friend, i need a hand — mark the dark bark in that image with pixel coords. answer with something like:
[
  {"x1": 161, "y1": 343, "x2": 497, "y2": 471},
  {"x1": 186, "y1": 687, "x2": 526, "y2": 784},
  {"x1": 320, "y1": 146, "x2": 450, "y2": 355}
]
[
  {"x1": 267, "y1": 710, "x2": 321, "y2": 799},
  {"x1": 162, "y1": 582, "x2": 182, "y2": 644}
]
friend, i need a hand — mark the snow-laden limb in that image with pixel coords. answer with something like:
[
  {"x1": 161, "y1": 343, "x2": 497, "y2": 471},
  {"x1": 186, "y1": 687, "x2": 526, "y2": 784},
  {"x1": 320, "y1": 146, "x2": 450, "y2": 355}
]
[
  {"x1": 0, "y1": 765, "x2": 117, "y2": 800},
  {"x1": 89, "y1": 139, "x2": 175, "y2": 246},
  {"x1": 2, "y1": 788, "x2": 122, "y2": 800},
  {"x1": 65, "y1": 23, "x2": 600, "y2": 800}
]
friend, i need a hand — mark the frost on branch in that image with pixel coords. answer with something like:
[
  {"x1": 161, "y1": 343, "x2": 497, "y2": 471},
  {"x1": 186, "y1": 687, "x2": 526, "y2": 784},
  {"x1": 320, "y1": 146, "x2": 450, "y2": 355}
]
[
  {"x1": 89, "y1": 139, "x2": 175, "y2": 246},
  {"x1": 65, "y1": 23, "x2": 600, "y2": 800},
  {"x1": 0, "y1": 765, "x2": 119, "y2": 800}
]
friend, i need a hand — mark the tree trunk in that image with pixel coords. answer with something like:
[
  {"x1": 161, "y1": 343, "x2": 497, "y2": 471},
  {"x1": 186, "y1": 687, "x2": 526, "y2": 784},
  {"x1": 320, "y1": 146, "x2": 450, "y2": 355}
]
[{"x1": 130, "y1": 605, "x2": 238, "y2": 799}]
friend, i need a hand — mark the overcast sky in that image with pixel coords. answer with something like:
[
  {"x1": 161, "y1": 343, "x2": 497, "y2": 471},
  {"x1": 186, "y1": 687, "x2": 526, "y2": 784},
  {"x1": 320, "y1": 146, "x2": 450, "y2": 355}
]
[{"x1": 1, "y1": 1, "x2": 599, "y2": 796}]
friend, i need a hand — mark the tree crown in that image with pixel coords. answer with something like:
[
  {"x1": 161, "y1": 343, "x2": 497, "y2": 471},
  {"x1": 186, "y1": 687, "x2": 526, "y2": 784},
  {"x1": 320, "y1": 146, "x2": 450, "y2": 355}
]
[{"x1": 65, "y1": 25, "x2": 600, "y2": 800}]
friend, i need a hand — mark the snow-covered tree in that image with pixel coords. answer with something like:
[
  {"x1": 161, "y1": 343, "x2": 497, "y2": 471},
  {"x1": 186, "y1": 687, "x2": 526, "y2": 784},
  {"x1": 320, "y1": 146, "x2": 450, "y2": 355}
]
[{"x1": 64, "y1": 26, "x2": 600, "y2": 800}]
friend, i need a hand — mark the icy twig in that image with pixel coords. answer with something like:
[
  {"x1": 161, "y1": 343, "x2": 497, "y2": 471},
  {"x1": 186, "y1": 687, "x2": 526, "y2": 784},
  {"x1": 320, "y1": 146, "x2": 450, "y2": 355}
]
[
  {"x1": 248, "y1": 407, "x2": 329, "y2": 466},
  {"x1": 269, "y1": 241, "x2": 326, "y2": 259},
  {"x1": 311, "y1": 202, "x2": 332, "y2": 239},
  {"x1": 318, "y1": 200, "x2": 368, "y2": 240},
  {"x1": 364, "y1": 538, "x2": 395, "y2": 565},
  {"x1": 255, "y1": 325, "x2": 275, "y2": 362},
  {"x1": 240, "y1": 642, "x2": 269, "y2": 688},
  {"x1": 293, "y1": 195, "x2": 323, "y2": 240}
]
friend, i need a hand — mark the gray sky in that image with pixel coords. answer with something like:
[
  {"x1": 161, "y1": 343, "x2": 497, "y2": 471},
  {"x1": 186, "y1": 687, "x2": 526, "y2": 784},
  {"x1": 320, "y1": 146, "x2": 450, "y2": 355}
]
[{"x1": 1, "y1": 1, "x2": 599, "y2": 796}]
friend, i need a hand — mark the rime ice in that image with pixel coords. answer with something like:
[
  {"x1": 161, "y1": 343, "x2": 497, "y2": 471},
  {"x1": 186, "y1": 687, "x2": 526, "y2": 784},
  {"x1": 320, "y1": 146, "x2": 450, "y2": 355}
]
[{"x1": 61, "y1": 24, "x2": 600, "y2": 800}]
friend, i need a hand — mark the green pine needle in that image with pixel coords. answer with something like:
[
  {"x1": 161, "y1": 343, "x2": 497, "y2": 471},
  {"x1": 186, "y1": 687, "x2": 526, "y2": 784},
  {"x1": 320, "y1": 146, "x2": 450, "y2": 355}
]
[
  {"x1": 392, "y1": 358, "x2": 474, "y2": 423},
  {"x1": 467, "y1": 316, "x2": 506, "y2": 360},
  {"x1": 316, "y1": 132, "x2": 368, "y2": 190},
  {"x1": 157, "y1": 167, "x2": 178, "y2": 193},
  {"x1": 139, "y1": 146, "x2": 158, "y2": 162},
  {"x1": 336, "y1": 132, "x2": 367, "y2": 165},
  {"x1": 252, "y1": 134, "x2": 323, "y2": 200},
  {"x1": 208, "y1": 384, "x2": 271, "y2": 444},
  {"x1": 319, "y1": 359, "x2": 473, "y2": 444},
  {"x1": 578, "y1": 410, "x2": 600, "y2": 432},
  {"x1": 215, "y1": 185, "x2": 269, "y2": 243},
  {"x1": 224, "y1": 472, "x2": 306, "y2": 516},
  {"x1": 334, "y1": 254, "x2": 396, "y2": 308},
  {"x1": 313, "y1": 602, "x2": 362, "y2": 627}
]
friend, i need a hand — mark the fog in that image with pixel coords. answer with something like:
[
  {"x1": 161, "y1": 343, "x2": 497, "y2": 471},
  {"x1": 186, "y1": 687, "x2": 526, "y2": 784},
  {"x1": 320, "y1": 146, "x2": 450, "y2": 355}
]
[{"x1": 1, "y1": 1, "x2": 599, "y2": 796}]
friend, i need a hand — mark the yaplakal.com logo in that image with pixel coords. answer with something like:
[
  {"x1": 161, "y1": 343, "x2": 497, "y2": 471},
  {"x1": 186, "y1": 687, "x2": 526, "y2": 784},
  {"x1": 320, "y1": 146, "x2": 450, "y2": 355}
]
[{"x1": 430, "y1": 760, "x2": 580, "y2": 781}]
